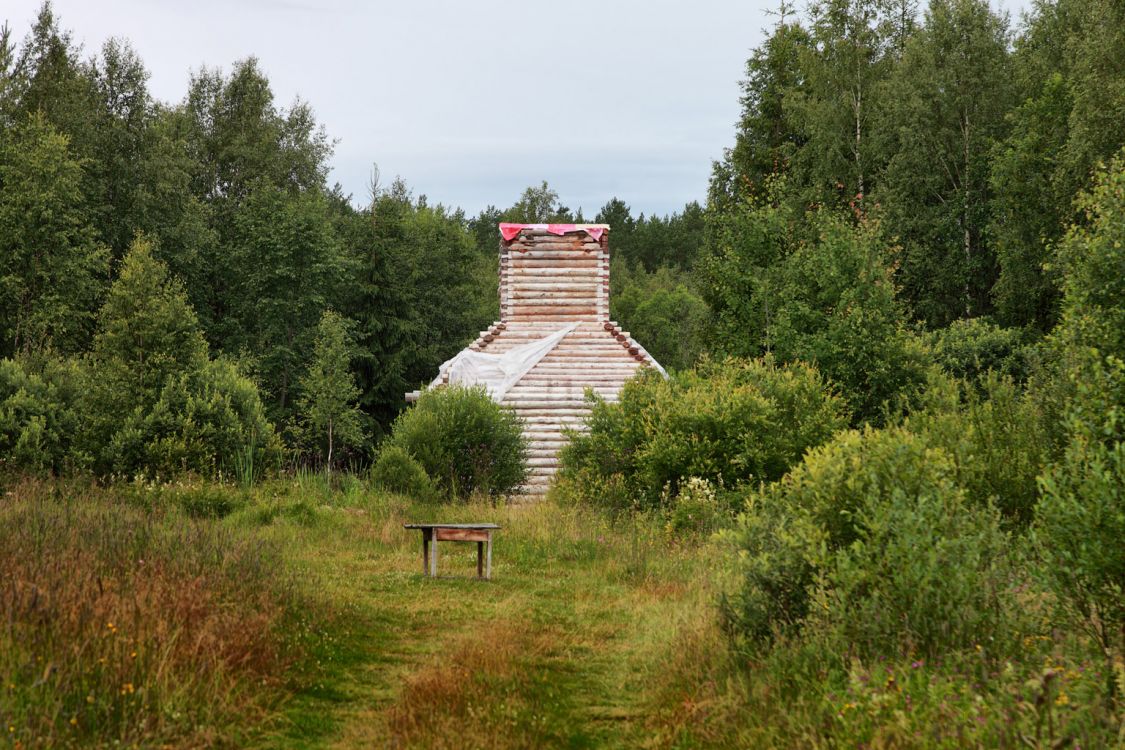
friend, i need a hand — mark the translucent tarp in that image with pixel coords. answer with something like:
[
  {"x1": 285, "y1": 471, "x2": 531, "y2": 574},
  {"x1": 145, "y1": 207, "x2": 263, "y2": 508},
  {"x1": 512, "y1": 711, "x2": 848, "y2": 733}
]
[{"x1": 429, "y1": 323, "x2": 579, "y2": 402}]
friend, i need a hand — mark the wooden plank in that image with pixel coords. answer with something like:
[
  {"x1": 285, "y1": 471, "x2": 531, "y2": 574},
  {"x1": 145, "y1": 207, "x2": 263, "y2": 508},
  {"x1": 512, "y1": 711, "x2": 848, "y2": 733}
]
[{"x1": 435, "y1": 528, "x2": 491, "y2": 543}]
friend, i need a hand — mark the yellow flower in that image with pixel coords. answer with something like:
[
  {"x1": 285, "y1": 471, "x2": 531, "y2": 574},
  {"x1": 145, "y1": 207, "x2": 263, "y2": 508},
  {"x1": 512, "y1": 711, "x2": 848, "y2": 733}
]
[
  {"x1": 1055, "y1": 692, "x2": 1069, "y2": 706},
  {"x1": 120, "y1": 683, "x2": 135, "y2": 695},
  {"x1": 86, "y1": 694, "x2": 94, "y2": 704},
  {"x1": 69, "y1": 717, "x2": 77, "y2": 726}
]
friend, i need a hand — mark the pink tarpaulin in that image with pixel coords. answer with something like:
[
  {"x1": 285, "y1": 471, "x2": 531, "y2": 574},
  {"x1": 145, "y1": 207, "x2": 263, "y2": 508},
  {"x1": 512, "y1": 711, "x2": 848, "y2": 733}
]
[{"x1": 499, "y1": 223, "x2": 606, "y2": 242}]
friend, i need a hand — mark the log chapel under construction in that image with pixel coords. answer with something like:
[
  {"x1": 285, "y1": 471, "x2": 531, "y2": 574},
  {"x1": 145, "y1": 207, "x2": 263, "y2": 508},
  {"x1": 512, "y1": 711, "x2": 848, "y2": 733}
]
[{"x1": 411, "y1": 223, "x2": 665, "y2": 500}]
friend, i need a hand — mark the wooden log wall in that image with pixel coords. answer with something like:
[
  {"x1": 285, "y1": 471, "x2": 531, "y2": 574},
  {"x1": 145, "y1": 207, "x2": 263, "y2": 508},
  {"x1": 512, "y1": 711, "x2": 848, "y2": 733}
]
[{"x1": 500, "y1": 228, "x2": 609, "y2": 323}]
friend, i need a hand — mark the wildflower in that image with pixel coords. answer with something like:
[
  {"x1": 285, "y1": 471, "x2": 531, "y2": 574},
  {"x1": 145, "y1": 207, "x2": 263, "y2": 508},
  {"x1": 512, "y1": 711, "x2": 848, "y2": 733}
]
[
  {"x1": 911, "y1": 660, "x2": 924, "y2": 669},
  {"x1": 1055, "y1": 692, "x2": 1069, "y2": 706},
  {"x1": 69, "y1": 717, "x2": 77, "y2": 726},
  {"x1": 120, "y1": 683, "x2": 135, "y2": 695},
  {"x1": 86, "y1": 694, "x2": 94, "y2": 704}
]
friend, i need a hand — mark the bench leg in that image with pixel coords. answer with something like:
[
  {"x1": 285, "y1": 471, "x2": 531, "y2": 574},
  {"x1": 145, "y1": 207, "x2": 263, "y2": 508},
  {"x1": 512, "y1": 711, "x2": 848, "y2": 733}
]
[
  {"x1": 430, "y1": 536, "x2": 438, "y2": 577},
  {"x1": 485, "y1": 534, "x2": 492, "y2": 580},
  {"x1": 422, "y1": 532, "x2": 430, "y2": 576},
  {"x1": 477, "y1": 541, "x2": 484, "y2": 578}
]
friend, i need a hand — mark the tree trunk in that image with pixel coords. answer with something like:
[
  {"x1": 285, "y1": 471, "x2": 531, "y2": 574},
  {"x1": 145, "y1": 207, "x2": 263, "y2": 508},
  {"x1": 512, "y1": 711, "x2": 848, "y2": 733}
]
[{"x1": 962, "y1": 110, "x2": 972, "y2": 317}]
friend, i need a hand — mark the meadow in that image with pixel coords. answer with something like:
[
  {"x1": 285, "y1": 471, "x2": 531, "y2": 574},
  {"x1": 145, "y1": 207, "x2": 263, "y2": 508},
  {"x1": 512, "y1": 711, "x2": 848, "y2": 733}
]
[{"x1": 3, "y1": 474, "x2": 1119, "y2": 749}]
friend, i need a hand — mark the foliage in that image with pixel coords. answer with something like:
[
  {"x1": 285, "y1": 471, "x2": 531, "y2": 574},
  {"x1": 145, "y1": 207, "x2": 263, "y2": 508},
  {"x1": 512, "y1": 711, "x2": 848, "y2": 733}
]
[
  {"x1": 1036, "y1": 355, "x2": 1125, "y2": 668},
  {"x1": 369, "y1": 444, "x2": 437, "y2": 502},
  {"x1": 226, "y1": 182, "x2": 350, "y2": 419},
  {"x1": 702, "y1": 202, "x2": 930, "y2": 423},
  {"x1": 0, "y1": 112, "x2": 107, "y2": 356},
  {"x1": 875, "y1": 0, "x2": 1014, "y2": 326},
  {"x1": 1033, "y1": 153, "x2": 1125, "y2": 676},
  {"x1": 383, "y1": 386, "x2": 527, "y2": 500},
  {"x1": 82, "y1": 237, "x2": 278, "y2": 478},
  {"x1": 725, "y1": 426, "x2": 1018, "y2": 659},
  {"x1": 349, "y1": 183, "x2": 496, "y2": 435},
  {"x1": 0, "y1": 352, "x2": 85, "y2": 473},
  {"x1": 297, "y1": 310, "x2": 365, "y2": 469},
  {"x1": 927, "y1": 316, "x2": 1030, "y2": 384},
  {"x1": 102, "y1": 358, "x2": 280, "y2": 479},
  {"x1": 903, "y1": 372, "x2": 1049, "y2": 526},
  {"x1": 559, "y1": 357, "x2": 848, "y2": 511},
  {"x1": 609, "y1": 262, "x2": 709, "y2": 372}
]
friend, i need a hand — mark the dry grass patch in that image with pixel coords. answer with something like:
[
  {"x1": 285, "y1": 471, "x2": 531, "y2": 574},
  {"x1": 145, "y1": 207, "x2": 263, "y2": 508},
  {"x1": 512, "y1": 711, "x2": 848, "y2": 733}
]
[{"x1": 384, "y1": 620, "x2": 569, "y2": 749}]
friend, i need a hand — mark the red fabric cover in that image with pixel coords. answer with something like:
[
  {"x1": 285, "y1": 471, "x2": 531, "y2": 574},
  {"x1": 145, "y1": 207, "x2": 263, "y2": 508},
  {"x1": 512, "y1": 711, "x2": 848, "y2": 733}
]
[{"x1": 499, "y1": 223, "x2": 605, "y2": 242}]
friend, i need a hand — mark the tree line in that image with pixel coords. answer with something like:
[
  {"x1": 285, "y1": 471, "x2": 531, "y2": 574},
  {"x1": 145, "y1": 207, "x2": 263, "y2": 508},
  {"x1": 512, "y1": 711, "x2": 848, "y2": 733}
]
[{"x1": 1, "y1": 0, "x2": 1123, "y2": 475}]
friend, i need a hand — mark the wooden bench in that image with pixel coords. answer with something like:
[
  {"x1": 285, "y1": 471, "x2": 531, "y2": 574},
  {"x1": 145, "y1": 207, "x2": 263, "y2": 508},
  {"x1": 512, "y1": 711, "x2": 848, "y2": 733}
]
[{"x1": 403, "y1": 523, "x2": 500, "y2": 580}]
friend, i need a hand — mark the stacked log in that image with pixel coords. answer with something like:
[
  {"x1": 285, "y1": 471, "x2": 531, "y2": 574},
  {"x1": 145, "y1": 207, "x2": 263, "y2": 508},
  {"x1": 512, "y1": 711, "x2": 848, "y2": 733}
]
[{"x1": 489, "y1": 226, "x2": 662, "y2": 500}]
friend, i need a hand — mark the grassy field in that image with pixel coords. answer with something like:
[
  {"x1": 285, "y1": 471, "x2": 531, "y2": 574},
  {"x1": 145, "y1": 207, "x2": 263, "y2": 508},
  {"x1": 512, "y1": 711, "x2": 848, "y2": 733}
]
[
  {"x1": 4, "y1": 476, "x2": 1119, "y2": 749},
  {"x1": 1, "y1": 476, "x2": 735, "y2": 749}
]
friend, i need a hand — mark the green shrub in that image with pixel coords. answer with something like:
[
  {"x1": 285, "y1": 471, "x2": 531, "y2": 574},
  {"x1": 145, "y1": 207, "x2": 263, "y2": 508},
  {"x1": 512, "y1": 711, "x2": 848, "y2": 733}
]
[
  {"x1": 0, "y1": 353, "x2": 86, "y2": 473},
  {"x1": 812, "y1": 470, "x2": 1014, "y2": 660},
  {"x1": 384, "y1": 385, "x2": 527, "y2": 500},
  {"x1": 370, "y1": 445, "x2": 437, "y2": 502},
  {"x1": 103, "y1": 359, "x2": 281, "y2": 479},
  {"x1": 725, "y1": 427, "x2": 1018, "y2": 658},
  {"x1": 904, "y1": 372, "x2": 1049, "y2": 526},
  {"x1": 559, "y1": 357, "x2": 849, "y2": 511},
  {"x1": 928, "y1": 317, "x2": 1031, "y2": 384},
  {"x1": 1036, "y1": 352, "x2": 1125, "y2": 669}
]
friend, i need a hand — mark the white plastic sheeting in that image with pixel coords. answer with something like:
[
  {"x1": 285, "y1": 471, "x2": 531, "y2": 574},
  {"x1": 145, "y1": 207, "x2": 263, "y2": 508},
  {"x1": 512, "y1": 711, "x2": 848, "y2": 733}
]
[{"x1": 428, "y1": 323, "x2": 579, "y2": 402}]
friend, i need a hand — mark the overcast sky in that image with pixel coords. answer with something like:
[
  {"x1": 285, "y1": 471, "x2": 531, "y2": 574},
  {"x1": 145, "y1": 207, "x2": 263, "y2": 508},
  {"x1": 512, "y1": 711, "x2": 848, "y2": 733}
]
[{"x1": 6, "y1": 0, "x2": 1035, "y2": 218}]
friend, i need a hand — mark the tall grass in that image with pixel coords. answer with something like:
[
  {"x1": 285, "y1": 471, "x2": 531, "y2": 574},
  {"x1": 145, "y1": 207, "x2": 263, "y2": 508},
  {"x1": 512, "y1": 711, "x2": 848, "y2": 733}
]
[{"x1": 0, "y1": 478, "x2": 306, "y2": 748}]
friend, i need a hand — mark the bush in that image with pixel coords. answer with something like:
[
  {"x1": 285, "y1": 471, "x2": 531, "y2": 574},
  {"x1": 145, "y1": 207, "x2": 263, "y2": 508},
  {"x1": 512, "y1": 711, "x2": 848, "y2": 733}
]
[
  {"x1": 102, "y1": 359, "x2": 281, "y2": 479},
  {"x1": 1036, "y1": 352, "x2": 1125, "y2": 668},
  {"x1": 0, "y1": 353, "x2": 86, "y2": 473},
  {"x1": 383, "y1": 385, "x2": 527, "y2": 500},
  {"x1": 370, "y1": 445, "x2": 438, "y2": 502},
  {"x1": 660, "y1": 477, "x2": 735, "y2": 537},
  {"x1": 558, "y1": 357, "x2": 849, "y2": 511},
  {"x1": 725, "y1": 427, "x2": 1018, "y2": 659},
  {"x1": 928, "y1": 317, "x2": 1031, "y2": 384},
  {"x1": 904, "y1": 372, "x2": 1049, "y2": 526}
]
